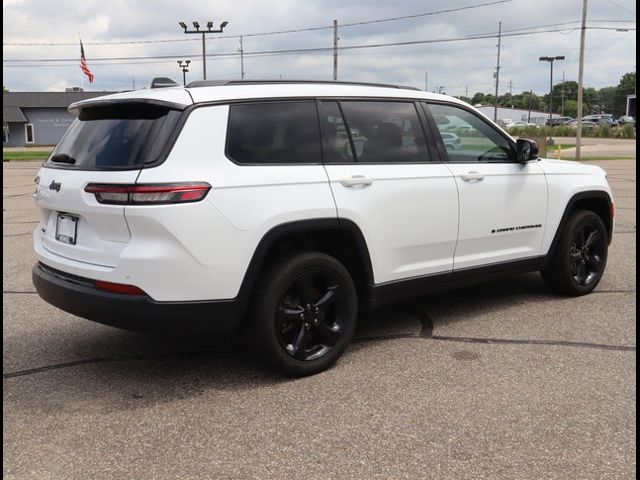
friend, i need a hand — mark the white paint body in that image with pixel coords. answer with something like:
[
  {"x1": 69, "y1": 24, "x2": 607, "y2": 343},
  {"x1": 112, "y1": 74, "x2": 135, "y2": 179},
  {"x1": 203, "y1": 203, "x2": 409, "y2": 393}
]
[{"x1": 33, "y1": 84, "x2": 614, "y2": 302}]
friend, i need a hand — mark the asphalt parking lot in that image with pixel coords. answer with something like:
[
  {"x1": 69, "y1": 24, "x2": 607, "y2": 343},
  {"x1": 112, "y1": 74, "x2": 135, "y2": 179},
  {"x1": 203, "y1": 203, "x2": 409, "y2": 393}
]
[{"x1": 3, "y1": 159, "x2": 636, "y2": 479}]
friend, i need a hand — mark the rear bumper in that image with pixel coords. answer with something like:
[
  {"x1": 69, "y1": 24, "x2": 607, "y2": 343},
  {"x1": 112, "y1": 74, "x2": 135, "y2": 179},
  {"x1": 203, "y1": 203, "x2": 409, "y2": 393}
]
[{"x1": 32, "y1": 262, "x2": 244, "y2": 334}]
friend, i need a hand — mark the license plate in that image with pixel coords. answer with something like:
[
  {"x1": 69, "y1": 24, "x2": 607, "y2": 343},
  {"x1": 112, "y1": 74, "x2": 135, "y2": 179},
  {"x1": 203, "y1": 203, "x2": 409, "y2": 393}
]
[{"x1": 55, "y1": 214, "x2": 78, "y2": 245}]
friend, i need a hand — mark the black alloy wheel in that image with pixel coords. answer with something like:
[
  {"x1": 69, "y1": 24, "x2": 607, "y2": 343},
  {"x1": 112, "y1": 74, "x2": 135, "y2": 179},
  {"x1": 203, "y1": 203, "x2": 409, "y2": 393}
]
[
  {"x1": 542, "y1": 210, "x2": 608, "y2": 296},
  {"x1": 276, "y1": 270, "x2": 345, "y2": 361},
  {"x1": 569, "y1": 222, "x2": 606, "y2": 287},
  {"x1": 249, "y1": 252, "x2": 358, "y2": 376}
]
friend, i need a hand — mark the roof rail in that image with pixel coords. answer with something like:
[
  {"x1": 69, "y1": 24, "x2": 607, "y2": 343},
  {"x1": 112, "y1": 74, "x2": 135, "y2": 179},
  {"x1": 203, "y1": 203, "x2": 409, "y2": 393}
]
[{"x1": 185, "y1": 79, "x2": 421, "y2": 91}]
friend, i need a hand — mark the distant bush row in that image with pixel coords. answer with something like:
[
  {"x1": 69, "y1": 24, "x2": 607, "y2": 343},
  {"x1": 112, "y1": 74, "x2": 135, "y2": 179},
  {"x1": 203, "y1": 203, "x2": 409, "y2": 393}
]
[{"x1": 506, "y1": 124, "x2": 636, "y2": 139}]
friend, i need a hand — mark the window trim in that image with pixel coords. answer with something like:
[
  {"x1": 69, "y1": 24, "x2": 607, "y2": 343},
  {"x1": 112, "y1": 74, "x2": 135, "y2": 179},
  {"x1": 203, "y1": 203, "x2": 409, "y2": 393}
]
[
  {"x1": 421, "y1": 100, "x2": 518, "y2": 164},
  {"x1": 224, "y1": 99, "x2": 324, "y2": 167},
  {"x1": 24, "y1": 123, "x2": 35, "y2": 144},
  {"x1": 320, "y1": 98, "x2": 434, "y2": 165}
]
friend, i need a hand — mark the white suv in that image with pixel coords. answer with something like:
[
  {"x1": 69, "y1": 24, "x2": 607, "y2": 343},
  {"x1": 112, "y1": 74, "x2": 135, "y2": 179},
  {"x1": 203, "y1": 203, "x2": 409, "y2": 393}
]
[{"x1": 32, "y1": 80, "x2": 615, "y2": 376}]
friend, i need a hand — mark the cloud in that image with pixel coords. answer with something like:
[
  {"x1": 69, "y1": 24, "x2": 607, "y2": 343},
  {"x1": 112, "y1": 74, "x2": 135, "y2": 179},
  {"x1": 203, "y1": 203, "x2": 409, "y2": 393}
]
[{"x1": 2, "y1": 0, "x2": 636, "y2": 95}]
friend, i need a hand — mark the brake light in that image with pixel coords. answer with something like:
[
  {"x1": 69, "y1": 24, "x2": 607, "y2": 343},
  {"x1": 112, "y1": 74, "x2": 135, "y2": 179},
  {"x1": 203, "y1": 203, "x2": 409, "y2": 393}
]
[
  {"x1": 95, "y1": 280, "x2": 146, "y2": 295},
  {"x1": 611, "y1": 201, "x2": 616, "y2": 219},
  {"x1": 85, "y1": 183, "x2": 211, "y2": 205}
]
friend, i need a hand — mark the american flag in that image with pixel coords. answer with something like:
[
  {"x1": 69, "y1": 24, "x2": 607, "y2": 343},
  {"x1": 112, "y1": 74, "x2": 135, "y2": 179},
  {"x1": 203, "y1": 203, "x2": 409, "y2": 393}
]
[{"x1": 80, "y1": 40, "x2": 95, "y2": 83}]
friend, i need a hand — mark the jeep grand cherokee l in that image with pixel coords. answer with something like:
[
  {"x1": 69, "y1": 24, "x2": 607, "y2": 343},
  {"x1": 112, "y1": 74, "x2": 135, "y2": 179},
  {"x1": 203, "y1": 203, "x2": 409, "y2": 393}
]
[{"x1": 33, "y1": 80, "x2": 614, "y2": 376}]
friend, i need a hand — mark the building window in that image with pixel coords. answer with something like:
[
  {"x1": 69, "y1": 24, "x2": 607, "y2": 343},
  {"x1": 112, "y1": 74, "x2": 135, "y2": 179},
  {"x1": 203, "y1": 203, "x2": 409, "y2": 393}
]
[
  {"x1": 2, "y1": 125, "x2": 9, "y2": 144},
  {"x1": 25, "y1": 124, "x2": 34, "y2": 144}
]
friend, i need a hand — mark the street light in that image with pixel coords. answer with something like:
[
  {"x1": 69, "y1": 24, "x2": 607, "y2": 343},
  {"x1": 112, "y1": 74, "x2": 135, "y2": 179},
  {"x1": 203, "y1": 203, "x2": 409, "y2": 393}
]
[
  {"x1": 539, "y1": 55, "x2": 565, "y2": 140},
  {"x1": 179, "y1": 20, "x2": 228, "y2": 80},
  {"x1": 177, "y1": 60, "x2": 191, "y2": 86}
]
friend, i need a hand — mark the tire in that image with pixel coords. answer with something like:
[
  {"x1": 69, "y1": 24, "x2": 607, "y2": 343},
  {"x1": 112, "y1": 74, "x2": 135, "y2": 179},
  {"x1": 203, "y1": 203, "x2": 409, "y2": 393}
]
[
  {"x1": 541, "y1": 209, "x2": 608, "y2": 296},
  {"x1": 248, "y1": 252, "x2": 358, "y2": 376}
]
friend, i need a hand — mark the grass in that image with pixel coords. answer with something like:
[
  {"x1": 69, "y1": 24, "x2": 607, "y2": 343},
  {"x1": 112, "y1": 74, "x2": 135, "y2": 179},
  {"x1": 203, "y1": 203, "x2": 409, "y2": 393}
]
[
  {"x1": 3, "y1": 150, "x2": 51, "y2": 162},
  {"x1": 577, "y1": 156, "x2": 636, "y2": 161}
]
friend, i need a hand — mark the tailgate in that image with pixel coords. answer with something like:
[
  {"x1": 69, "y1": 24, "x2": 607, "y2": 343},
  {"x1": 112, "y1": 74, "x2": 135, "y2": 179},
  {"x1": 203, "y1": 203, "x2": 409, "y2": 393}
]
[{"x1": 35, "y1": 167, "x2": 140, "y2": 267}]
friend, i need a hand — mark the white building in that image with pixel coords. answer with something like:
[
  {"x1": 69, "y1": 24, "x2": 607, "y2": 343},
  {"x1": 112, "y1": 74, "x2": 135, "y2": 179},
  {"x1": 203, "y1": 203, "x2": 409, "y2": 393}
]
[{"x1": 475, "y1": 105, "x2": 560, "y2": 126}]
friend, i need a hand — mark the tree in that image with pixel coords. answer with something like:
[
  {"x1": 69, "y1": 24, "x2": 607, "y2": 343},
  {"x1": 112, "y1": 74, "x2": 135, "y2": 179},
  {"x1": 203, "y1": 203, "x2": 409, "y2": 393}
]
[
  {"x1": 2, "y1": 86, "x2": 8, "y2": 93},
  {"x1": 614, "y1": 71, "x2": 636, "y2": 117}
]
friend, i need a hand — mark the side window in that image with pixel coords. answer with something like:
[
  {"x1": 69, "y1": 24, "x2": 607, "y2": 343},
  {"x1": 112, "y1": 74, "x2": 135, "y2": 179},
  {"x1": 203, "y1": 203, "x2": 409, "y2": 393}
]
[
  {"x1": 338, "y1": 101, "x2": 430, "y2": 163},
  {"x1": 318, "y1": 101, "x2": 356, "y2": 163},
  {"x1": 226, "y1": 101, "x2": 321, "y2": 165},
  {"x1": 426, "y1": 103, "x2": 514, "y2": 163}
]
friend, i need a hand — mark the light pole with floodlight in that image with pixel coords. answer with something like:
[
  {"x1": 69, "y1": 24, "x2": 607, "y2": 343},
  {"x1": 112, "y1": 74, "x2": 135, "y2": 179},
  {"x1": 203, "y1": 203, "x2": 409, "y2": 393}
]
[{"x1": 179, "y1": 20, "x2": 228, "y2": 80}]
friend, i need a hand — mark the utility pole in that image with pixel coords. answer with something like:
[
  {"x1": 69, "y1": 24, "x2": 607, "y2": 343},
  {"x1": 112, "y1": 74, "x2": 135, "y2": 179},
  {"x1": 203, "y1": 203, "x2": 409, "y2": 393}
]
[
  {"x1": 424, "y1": 72, "x2": 428, "y2": 92},
  {"x1": 528, "y1": 89, "x2": 533, "y2": 122},
  {"x1": 333, "y1": 20, "x2": 338, "y2": 81},
  {"x1": 179, "y1": 20, "x2": 228, "y2": 80},
  {"x1": 493, "y1": 21, "x2": 502, "y2": 122},
  {"x1": 560, "y1": 71, "x2": 566, "y2": 115},
  {"x1": 576, "y1": 0, "x2": 588, "y2": 161},
  {"x1": 239, "y1": 36, "x2": 245, "y2": 79},
  {"x1": 465, "y1": 85, "x2": 468, "y2": 98},
  {"x1": 508, "y1": 79, "x2": 513, "y2": 96}
]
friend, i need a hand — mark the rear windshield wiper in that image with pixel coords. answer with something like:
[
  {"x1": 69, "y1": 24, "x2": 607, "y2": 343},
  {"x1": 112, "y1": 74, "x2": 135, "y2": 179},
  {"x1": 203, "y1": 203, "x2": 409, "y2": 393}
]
[{"x1": 50, "y1": 153, "x2": 76, "y2": 164}]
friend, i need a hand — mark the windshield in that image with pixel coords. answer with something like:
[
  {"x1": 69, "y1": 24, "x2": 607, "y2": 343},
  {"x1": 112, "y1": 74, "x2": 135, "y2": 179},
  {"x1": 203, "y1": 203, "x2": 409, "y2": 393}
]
[{"x1": 46, "y1": 103, "x2": 182, "y2": 170}]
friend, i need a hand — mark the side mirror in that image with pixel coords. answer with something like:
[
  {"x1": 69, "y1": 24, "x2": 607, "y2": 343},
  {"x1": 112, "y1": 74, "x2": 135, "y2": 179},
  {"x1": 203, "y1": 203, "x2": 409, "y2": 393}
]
[{"x1": 516, "y1": 138, "x2": 539, "y2": 163}]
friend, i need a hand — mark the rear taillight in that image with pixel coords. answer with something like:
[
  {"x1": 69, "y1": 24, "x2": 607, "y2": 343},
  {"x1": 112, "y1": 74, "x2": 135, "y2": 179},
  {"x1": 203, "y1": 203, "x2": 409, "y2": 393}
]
[
  {"x1": 611, "y1": 201, "x2": 616, "y2": 219},
  {"x1": 95, "y1": 280, "x2": 146, "y2": 296},
  {"x1": 84, "y1": 183, "x2": 211, "y2": 205}
]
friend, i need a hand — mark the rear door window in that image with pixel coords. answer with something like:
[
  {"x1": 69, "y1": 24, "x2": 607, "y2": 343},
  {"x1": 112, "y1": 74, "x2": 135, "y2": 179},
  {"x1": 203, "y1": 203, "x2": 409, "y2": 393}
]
[
  {"x1": 226, "y1": 101, "x2": 321, "y2": 165},
  {"x1": 337, "y1": 101, "x2": 429, "y2": 163},
  {"x1": 46, "y1": 103, "x2": 182, "y2": 170}
]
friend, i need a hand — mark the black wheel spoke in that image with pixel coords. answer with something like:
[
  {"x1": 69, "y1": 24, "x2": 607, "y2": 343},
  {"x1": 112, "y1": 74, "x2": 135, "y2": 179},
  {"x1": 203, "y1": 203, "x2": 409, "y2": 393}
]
[
  {"x1": 576, "y1": 262, "x2": 587, "y2": 285},
  {"x1": 587, "y1": 254, "x2": 602, "y2": 270},
  {"x1": 578, "y1": 228, "x2": 587, "y2": 247},
  {"x1": 288, "y1": 324, "x2": 309, "y2": 360},
  {"x1": 277, "y1": 304, "x2": 304, "y2": 332},
  {"x1": 315, "y1": 321, "x2": 341, "y2": 347},
  {"x1": 313, "y1": 284, "x2": 339, "y2": 309},
  {"x1": 584, "y1": 230, "x2": 600, "y2": 249}
]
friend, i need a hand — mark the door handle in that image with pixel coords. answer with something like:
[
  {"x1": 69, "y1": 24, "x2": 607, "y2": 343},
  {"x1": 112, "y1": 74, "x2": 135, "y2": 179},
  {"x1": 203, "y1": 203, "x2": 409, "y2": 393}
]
[
  {"x1": 339, "y1": 175, "x2": 374, "y2": 187},
  {"x1": 460, "y1": 171, "x2": 485, "y2": 182}
]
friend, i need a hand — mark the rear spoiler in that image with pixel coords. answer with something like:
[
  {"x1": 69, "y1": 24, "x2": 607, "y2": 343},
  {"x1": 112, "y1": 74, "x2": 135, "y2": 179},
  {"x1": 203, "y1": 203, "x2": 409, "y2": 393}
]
[{"x1": 68, "y1": 98, "x2": 188, "y2": 116}]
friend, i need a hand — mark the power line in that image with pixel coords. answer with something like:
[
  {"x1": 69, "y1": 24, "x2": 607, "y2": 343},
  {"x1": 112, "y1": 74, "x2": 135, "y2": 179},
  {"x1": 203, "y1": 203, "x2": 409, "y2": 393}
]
[
  {"x1": 606, "y1": 0, "x2": 635, "y2": 15},
  {"x1": 3, "y1": 25, "x2": 635, "y2": 66},
  {"x1": 3, "y1": 0, "x2": 512, "y2": 47}
]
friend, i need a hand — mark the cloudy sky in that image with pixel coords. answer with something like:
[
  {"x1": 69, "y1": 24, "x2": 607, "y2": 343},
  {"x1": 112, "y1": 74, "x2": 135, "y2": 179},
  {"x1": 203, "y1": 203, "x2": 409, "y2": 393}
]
[{"x1": 2, "y1": 0, "x2": 636, "y2": 96}]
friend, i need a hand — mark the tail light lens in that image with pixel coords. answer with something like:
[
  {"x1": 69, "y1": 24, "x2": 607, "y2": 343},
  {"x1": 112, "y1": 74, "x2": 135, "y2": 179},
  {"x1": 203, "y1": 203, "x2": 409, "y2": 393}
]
[{"x1": 85, "y1": 182, "x2": 211, "y2": 205}]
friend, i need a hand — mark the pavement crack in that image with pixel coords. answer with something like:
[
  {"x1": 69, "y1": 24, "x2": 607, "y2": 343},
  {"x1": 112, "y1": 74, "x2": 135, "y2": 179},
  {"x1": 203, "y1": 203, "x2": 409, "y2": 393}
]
[
  {"x1": 3, "y1": 233, "x2": 31, "y2": 238},
  {"x1": 3, "y1": 349, "x2": 226, "y2": 379},
  {"x1": 430, "y1": 335, "x2": 636, "y2": 352},
  {"x1": 3, "y1": 192, "x2": 33, "y2": 199}
]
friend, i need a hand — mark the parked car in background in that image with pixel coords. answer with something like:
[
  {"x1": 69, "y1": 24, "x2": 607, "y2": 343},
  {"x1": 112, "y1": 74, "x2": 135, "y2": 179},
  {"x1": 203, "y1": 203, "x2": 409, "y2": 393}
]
[
  {"x1": 567, "y1": 120, "x2": 599, "y2": 130},
  {"x1": 545, "y1": 116, "x2": 573, "y2": 126},
  {"x1": 505, "y1": 120, "x2": 537, "y2": 130},
  {"x1": 616, "y1": 115, "x2": 635, "y2": 126},
  {"x1": 440, "y1": 132, "x2": 461, "y2": 151},
  {"x1": 583, "y1": 114, "x2": 617, "y2": 127}
]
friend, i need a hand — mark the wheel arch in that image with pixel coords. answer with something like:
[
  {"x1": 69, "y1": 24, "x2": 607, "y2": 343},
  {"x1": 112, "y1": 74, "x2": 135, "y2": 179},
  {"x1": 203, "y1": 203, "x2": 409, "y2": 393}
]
[
  {"x1": 547, "y1": 190, "x2": 614, "y2": 260},
  {"x1": 236, "y1": 218, "x2": 374, "y2": 316}
]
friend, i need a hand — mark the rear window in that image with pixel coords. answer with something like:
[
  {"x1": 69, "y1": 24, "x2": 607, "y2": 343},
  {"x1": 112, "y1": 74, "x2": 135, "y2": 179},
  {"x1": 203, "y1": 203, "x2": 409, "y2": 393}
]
[
  {"x1": 45, "y1": 103, "x2": 181, "y2": 170},
  {"x1": 226, "y1": 101, "x2": 321, "y2": 165}
]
